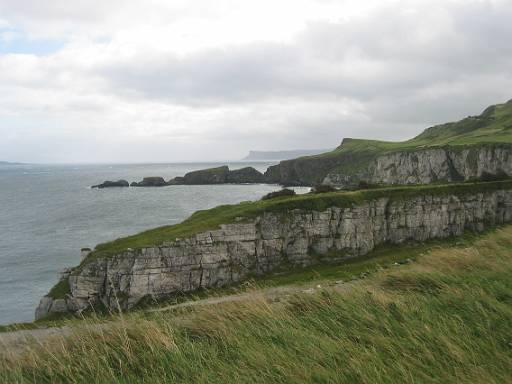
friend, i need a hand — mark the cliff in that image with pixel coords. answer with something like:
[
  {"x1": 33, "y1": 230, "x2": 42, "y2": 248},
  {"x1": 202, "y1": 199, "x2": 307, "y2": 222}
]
[
  {"x1": 36, "y1": 180, "x2": 512, "y2": 320},
  {"x1": 323, "y1": 143, "x2": 512, "y2": 187},
  {"x1": 266, "y1": 99, "x2": 512, "y2": 187}
]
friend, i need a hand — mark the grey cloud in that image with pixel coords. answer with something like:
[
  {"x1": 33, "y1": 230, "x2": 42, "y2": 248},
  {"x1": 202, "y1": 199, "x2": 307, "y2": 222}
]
[
  {"x1": 2, "y1": 0, "x2": 512, "y2": 163},
  {"x1": 96, "y1": 0, "x2": 512, "y2": 128}
]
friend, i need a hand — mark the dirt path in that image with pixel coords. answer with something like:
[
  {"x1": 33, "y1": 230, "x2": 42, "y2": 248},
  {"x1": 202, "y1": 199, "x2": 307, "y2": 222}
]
[{"x1": 0, "y1": 280, "x2": 356, "y2": 356}]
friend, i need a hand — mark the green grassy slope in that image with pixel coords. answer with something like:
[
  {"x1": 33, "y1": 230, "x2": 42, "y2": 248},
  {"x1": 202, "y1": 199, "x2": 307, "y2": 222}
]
[
  {"x1": 2, "y1": 226, "x2": 511, "y2": 383},
  {"x1": 82, "y1": 180, "x2": 512, "y2": 262},
  {"x1": 265, "y1": 99, "x2": 512, "y2": 185},
  {"x1": 318, "y1": 99, "x2": 512, "y2": 159}
]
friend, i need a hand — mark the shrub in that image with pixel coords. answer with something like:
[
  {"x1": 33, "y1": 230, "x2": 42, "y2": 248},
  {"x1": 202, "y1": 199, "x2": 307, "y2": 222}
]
[
  {"x1": 311, "y1": 185, "x2": 338, "y2": 194},
  {"x1": 261, "y1": 188, "x2": 296, "y2": 200},
  {"x1": 479, "y1": 170, "x2": 510, "y2": 182}
]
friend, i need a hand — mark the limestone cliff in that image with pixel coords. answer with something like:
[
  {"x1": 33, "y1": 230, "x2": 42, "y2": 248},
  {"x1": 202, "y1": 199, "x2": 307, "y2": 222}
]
[
  {"x1": 323, "y1": 144, "x2": 512, "y2": 188},
  {"x1": 36, "y1": 184, "x2": 512, "y2": 320}
]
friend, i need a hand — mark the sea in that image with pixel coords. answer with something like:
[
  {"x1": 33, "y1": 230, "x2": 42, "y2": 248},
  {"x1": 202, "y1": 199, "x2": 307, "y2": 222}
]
[{"x1": 0, "y1": 162, "x2": 309, "y2": 325}]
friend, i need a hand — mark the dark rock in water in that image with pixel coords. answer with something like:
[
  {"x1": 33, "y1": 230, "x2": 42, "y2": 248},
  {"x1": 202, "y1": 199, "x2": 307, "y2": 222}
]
[
  {"x1": 99, "y1": 166, "x2": 264, "y2": 188},
  {"x1": 182, "y1": 166, "x2": 230, "y2": 184},
  {"x1": 91, "y1": 180, "x2": 129, "y2": 189},
  {"x1": 261, "y1": 188, "x2": 296, "y2": 200},
  {"x1": 167, "y1": 176, "x2": 185, "y2": 185},
  {"x1": 226, "y1": 167, "x2": 264, "y2": 183},
  {"x1": 167, "y1": 165, "x2": 265, "y2": 185},
  {"x1": 131, "y1": 177, "x2": 169, "y2": 187}
]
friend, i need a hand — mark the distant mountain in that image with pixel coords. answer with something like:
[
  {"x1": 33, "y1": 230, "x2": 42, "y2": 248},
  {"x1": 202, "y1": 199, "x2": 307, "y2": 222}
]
[
  {"x1": 0, "y1": 161, "x2": 22, "y2": 165},
  {"x1": 243, "y1": 149, "x2": 332, "y2": 161}
]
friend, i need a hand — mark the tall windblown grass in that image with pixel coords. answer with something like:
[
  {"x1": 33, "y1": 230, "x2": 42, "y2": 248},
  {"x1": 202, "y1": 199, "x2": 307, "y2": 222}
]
[{"x1": 2, "y1": 227, "x2": 512, "y2": 383}]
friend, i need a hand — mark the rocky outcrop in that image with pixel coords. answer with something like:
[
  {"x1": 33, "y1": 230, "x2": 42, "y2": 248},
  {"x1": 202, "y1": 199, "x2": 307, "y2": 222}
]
[
  {"x1": 168, "y1": 166, "x2": 265, "y2": 185},
  {"x1": 36, "y1": 187, "x2": 512, "y2": 320},
  {"x1": 91, "y1": 180, "x2": 129, "y2": 189},
  {"x1": 130, "y1": 177, "x2": 169, "y2": 187},
  {"x1": 92, "y1": 167, "x2": 266, "y2": 189},
  {"x1": 323, "y1": 144, "x2": 512, "y2": 188},
  {"x1": 226, "y1": 167, "x2": 265, "y2": 183},
  {"x1": 264, "y1": 156, "x2": 341, "y2": 186},
  {"x1": 180, "y1": 166, "x2": 230, "y2": 184}
]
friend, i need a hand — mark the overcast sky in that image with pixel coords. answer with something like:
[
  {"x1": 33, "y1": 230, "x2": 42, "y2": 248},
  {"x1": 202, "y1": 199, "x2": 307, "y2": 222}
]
[{"x1": 1, "y1": 0, "x2": 511, "y2": 163}]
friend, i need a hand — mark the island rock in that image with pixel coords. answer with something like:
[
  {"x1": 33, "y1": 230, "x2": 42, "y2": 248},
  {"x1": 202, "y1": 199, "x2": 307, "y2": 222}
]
[
  {"x1": 91, "y1": 180, "x2": 129, "y2": 189},
  {"x1": 130, "y1": 177, "x2": 169, "y2": 187},
  {"x1": 167, "y1": 166, "x2": 265, "y2": 185}
]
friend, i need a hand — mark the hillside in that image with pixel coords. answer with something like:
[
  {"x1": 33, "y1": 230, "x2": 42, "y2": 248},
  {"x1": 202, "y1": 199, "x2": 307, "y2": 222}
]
[
  {"x1": 265, "y1": 99, "x2": 512, "y2": 186},
  {"x1": 2, "y1": 226, "x2": 512, "y2": 383}
]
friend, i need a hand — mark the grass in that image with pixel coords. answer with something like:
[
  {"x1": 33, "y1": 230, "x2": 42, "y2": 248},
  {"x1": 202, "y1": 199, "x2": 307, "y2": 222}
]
[
  {"x1": 127, "y1": 233, "x2": 473, "y2": 311},
  {"x1": 20, "y1": 228, "x2": 482, "y2": 321},
  {"x1": 257, "y1": 236, "x2": 469, "y2": 288},
  {"x1": 82, "y1": 179, "x2": 512, "y2": 263},
  {"x1": 47, "y1": 279, "x2": 70, "y2": 300},
  {"x1": 314, "y1": 99, "x2": 512, "y2": 160},
  {"x1": 0, "y1": 315, "x2": 75, "y2": 333},
  {"x1": 2, "y1": 225, "x2": 512, "y2": 383}
]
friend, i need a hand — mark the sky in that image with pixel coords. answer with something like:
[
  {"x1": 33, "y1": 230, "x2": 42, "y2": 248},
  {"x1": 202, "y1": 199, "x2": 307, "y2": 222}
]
[{"x1": 1, "y1": 0, "x2": 511, "y2": 163}]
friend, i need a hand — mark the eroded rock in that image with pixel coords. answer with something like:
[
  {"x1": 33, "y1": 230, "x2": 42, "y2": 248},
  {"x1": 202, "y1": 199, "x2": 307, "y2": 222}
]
[
  {"x1": 91, "y1": 180, "x2": 129, "y2": 189},
  {"x1": 35, "y1": 188, "x2": 512, "y2": 320},
  {"x1": 130, "y1": 177, "x2": 169, "y2": 187}
]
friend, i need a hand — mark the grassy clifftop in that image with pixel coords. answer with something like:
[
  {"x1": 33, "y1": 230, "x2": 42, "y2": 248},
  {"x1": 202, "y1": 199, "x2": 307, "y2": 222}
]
[
  {"x1": 83, "y1": 180, "x2": 512, "y2": 262},
  {"x1": 265, "y1": 99, "x2": 512, "y2": 185},
  {"x1": 310, "y1": 99, "x2": 512, "y2": 160}
]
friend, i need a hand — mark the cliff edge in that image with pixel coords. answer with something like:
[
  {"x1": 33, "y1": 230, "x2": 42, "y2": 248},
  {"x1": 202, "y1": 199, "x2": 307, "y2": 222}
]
[{"x1": 36, "y1": 180, "x2": 512, "y2": 320}]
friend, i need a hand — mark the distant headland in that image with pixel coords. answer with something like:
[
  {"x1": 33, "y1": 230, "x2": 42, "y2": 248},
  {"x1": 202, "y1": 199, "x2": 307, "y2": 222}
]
[
  {"x1": 0, "y1": 161, "x2": 23, "y2": 165},
  {"x1": 243, "y1": 149, "x2": 332, "y2": 161}
]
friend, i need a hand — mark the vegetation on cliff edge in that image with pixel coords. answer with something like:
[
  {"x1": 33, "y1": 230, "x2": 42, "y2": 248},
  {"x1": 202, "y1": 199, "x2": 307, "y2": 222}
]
[{"x1": 83, "y1": 180, "x2": 512, "y2": 262}]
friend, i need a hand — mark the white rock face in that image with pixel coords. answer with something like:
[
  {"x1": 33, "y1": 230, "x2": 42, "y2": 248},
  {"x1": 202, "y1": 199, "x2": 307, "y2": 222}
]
[
  {"x1": 36, "y1": 188, "x2": 512, "y2": 319},
  {"x1": 323, "y1": 145, "x2": 512, "y2": 187}
]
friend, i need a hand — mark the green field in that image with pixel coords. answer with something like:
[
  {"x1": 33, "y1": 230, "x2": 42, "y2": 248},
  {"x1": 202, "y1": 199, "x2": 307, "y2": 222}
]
[
  {"x1": 312, "y1": 99, "x2": 512, "y2": 160},
  {"x1": 2, "y1": 225, "x2": 511, "y2": 383}
]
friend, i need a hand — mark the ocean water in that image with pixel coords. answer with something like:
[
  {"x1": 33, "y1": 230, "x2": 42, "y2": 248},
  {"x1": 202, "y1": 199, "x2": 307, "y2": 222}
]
[{"x1": 0, "y1": 162, "x2": 308, "y2": 325}]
